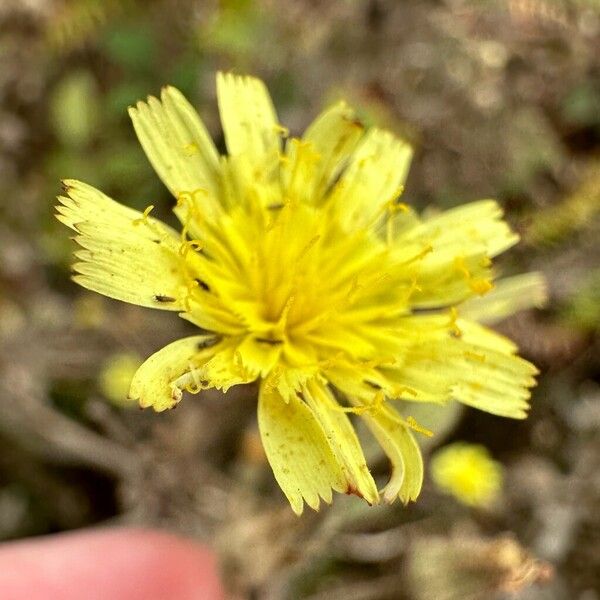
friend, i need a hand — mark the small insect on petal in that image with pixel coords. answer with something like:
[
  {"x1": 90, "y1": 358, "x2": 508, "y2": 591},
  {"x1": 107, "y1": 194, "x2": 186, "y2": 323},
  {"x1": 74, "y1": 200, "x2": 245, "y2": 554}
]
[{"x1": 154, "y1": 295, "x2": 176, "y2": 303}]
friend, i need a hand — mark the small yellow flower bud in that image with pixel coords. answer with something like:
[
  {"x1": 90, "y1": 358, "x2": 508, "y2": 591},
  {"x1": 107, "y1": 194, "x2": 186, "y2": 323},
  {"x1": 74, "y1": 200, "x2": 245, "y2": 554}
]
[{"x1": 430, "y1": 442, "x2": 503, "y2": 507}]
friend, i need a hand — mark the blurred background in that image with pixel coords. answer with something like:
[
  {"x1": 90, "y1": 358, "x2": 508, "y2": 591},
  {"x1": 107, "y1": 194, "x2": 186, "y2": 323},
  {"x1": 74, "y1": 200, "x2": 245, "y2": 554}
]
[{"x1": 0, "y1": 0, "x2": 599, "y2": 598}]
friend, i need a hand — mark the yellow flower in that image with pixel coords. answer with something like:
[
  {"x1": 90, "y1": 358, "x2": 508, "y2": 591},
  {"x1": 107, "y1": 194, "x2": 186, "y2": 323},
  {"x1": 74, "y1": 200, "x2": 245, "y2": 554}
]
[
  {"x1": 430, "y1": 442, "x2": 504, "y2": 507},
  {"x1": 56, "y1": 72, "x2": 542, "y2": 515}
]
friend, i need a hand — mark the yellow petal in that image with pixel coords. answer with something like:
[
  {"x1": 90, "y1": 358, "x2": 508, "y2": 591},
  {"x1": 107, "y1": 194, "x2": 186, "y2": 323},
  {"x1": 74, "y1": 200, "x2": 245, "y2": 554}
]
[
  {"x1": 304, "y1": 380, "x2": 380, "y2": 505},
  {"x1": 216, "y1": 71, "x2": 281, "y2": 160},
  {"x1": 129, "y1": 335, "x2": 218, "y2": 411},
  {"x1": 385, "y1": 204, "x2": 421, "y2": 242},
  {"x1": 202, "y1": 343, "x2": 257, "y2": 392},
  {"x1": 258, "y1": 384, "x2": 347, "y2": 515},
  {"x1": 283, "y1": 102, "x2": 364, "y2": 205},
  {"x1": 216, "y1": 73, "x2": 285, "y2": 212},
  {"x1": 331, "y1": 127, "x2": 413, "y2": 229},
  {"x1": 449, "y1": 350, "x2": 537, "y2": 418},
  {"x1": 56, "y1": 180, "x2": 188, "y2": 310},
  {"x1": 57, "y1": 179, "x2": 151, "y2": 232},
  {"x1": 235, "y1": 335, "x2": 283, "y2": 379},
  {"x1": 459, "y1": 272, "x2": 547, "y2": 324},
  {"x1": 263, "y1": 353, "x2": 320, "y2": 403},
  {"x1": 393, "y1": 332, "x2": 537, "y2": 418},
  {"x1": 356, "y1": 402, "x2": 423, "y2": 504},
  {"x1": 128, "y1": 86, "x2": 221, "y2": 203},
  {"x1": 395, "y1": 201, "x2": 519, "y2": 308},
  {"x1": 181, "y1": 298, "x2": 246, "y2": 336},
  {"x1": 456, "y1": 318, "x2": 518, "y2": 355},
  {"x1": 409, "y1": 200, "x2": 519, "y2": 258},
  {"x1": 324, "y1": 357, "x2": 400, "y2": 403},
  {"x1": 408, "y1": 251, "x2": 495, "y2": 308}
]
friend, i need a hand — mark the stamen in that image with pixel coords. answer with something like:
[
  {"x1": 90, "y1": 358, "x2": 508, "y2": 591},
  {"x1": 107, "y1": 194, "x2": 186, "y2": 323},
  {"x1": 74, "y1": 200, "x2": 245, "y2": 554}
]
[
  {"x1": 448, "y1": 307, "x2": 463, "y2": 338},
  {"x1": 470, "y1": 278, "x2": 494, "y2": 295},
  {"x1": 176, "y1": 191, "x2": 191, "y2": 208},
  {"x1": 178, "y1": 239, "x2": 203, "y2": 257},
  {"x1": 276, "y1": 295, "x2": 296, "y2": 331},
  {"x1": 394, "y1": 385, "x2": 418, "y2": 397},
  {"x1": 183, "y1": 142, "x2": 199, "y2": 156},
  {"x1": 385, "y1": 187, "x2": 407, "y2": 214},
  {"x1": 479, "y1": 256, "x2": 492, "y2": 268},
  {"x1": 453, "y1": 256, "x2": 494, "y2": 295},
  {"x1": 360, "y1": 186, "x2": 409, "y2": 237},
  {"x1": 273, "y1": 123, "x2": 289, "y2": 138},
  {"x1": 357, "y1": 154, "x2": 375, "y2": 168},
  {"x1": 288, "y1": 139, "x2": 321, "y2": 192},
  {"x1": 132, "y1": 205, "x2": 155, "y2": 227},
  {"x1": 170, "y1": 364, "x2": 210, "y2": 396},
  {"x1": 311, "y1": 385, "x2": 381, "y2": 416},
  {"x1": 316, "y1": 351, "x2": 346, "y2": 371},
  {"x1": 453, "y1": 256, "x2": 470, "y2": 279},
  {"x1": 184, "y1": 363, "x2": 208, "y2": 394},
  {"x1": 176, "y1": 189, "x2": 207, "y2": 223},
  {"x1": 300, "y1": 234, "x2": 321, "y2": 256},
  {"x1": 176, "y1": 192, "x2": 202, "y2": 244},
  {"x1": 362, "y1": 356, "x2": 398, "y2": 369},
  {"x1": 181, "y1": 279, "x2": 198, "y2": 312},
  {"x1": 131, "y1": 204, "x2": 167, "y2": 240},
  {"x1": 405, "y1": 416, "x2": 434, "y2": 437},
  {"x1": 354, "y1": 390, "x2": 386, "y2": 415},
  {"x1": 404, "y1": 275, "x2": 422, "y2": 302},
  {"x1": 400, "y1": 244, "x2": 433, "y2": 266},
  {"x1": 233, "y1": 350, "x2": 256, "y2": 381},
  {"x1": 463, "y1": 350, "x2": 486, "y2": 362}
]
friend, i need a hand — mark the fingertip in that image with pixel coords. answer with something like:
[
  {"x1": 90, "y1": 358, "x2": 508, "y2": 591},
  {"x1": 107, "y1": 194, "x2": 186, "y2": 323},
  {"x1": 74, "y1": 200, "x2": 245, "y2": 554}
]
[{"x1": 0, "y1": 527, "x2": 224, "y2": 600}]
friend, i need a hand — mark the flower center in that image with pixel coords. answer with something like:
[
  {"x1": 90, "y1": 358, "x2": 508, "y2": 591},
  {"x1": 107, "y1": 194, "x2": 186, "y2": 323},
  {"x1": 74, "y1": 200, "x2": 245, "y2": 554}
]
[{"x1": 179, "y1": 195, "x2": 411, "y2": 377}]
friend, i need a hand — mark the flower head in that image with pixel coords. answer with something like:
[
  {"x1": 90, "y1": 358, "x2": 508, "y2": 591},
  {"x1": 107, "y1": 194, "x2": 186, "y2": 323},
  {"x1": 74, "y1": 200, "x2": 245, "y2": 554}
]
[
  {"x1": 431, "y1": 442, "x2": 504, "y2": 507},
  {"x1": 56, "y1": 73, "x2": 542, "y2": 514}
]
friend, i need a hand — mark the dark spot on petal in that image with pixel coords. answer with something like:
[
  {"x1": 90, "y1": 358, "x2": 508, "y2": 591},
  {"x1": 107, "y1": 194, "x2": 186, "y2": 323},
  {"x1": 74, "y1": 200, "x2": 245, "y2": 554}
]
[
  {"x1": 154, "y1": 295, "x2": 176, "y2": 303},
  {"x1": 342, "y1": 115, "x2": 365, "y2": 129},
  {"x1": 345, "y1": 483, "x2": 364, "y2": 499},
  {"x1": 197, "y1": 335, "x2": 221, "y2": 350},
  {"x1": 195, "y1": 278, "x2": 210, "y2": 291},
  {"x1": 365, "y1": 381, "x2": 382, "y2": 390},
  {"x1": 254, "y1": 337, "x2": 283, "y2": 345}
]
